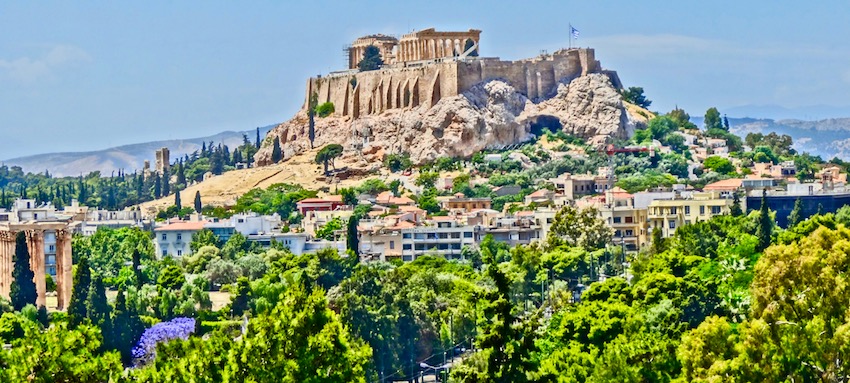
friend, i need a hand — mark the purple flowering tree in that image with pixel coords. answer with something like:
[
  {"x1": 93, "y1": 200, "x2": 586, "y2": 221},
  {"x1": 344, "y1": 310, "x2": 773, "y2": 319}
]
[{"x1": 132, "y1": 317, "x2": 195, "y2": 366}]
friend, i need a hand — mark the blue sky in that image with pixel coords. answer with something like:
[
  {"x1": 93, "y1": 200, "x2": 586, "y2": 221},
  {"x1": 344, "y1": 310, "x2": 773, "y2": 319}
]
[{"x1": 2, "y1": 1, "x2": 850, "y2": 158}]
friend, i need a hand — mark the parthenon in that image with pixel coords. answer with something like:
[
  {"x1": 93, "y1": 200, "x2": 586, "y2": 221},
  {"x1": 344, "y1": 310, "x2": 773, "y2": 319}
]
[
  {"x1": 348, "y1": 28, "x2": 481, "y2": 69},
  {"x1": 0, "y1": 222, "x2": 73, "y2": 310}
]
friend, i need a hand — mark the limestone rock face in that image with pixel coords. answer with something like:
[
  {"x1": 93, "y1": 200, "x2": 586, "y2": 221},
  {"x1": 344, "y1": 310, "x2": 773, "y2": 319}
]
[{"x1": 255, "y1": 73, "x2": 640, "y2": 167}]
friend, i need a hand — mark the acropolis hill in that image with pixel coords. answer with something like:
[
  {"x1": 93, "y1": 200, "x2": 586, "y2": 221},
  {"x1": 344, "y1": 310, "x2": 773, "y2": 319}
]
[{"x1": 256, "y1": 28, "x2": 647, "y2": 167}]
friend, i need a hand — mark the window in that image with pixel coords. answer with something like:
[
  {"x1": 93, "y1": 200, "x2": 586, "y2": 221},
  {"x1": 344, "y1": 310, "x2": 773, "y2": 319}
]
[
  {"x1": 463, "y1": 232, "x2": 473, "y2": 238},
  {"x1": 614, "y1": 230, "x2": 622, "y2": 237},
  {"x1": 613, "y1": 217, "x2": 622, "y2": 224},
  {"x1": 625, "y1": 230, "x2": 634, "y2": 236},
  {"x1": 177, "y1": 250, "x2": 183, "y2": 256},
  {"x1": 162, "y1": 250, "x2": 168, "y2": 257},
  {"x1": 451, "y1": 232, "x2": 460, "y2": 239},
  {"x1": 625, "y1": 216, "x2": 633, "y2": 224},
  {"x1": 700, "y1": 206, "x2": 705, "y2": 215},
  {"x1": 161, "y1": 233, "x2": 167, "y2": 241},
  {"x1": 389, "y1": 241, "x2": 395, "y2": 250},
  {"x1": 403, "y1": 233, "x2": 412, "y2": 239},
  {"x1": 403, "y1": 244, "x2": 412, "y2": 250},
  {"x1": 177, "y1": 233, "x2": 182, "y2": 241},
  {"x1": 670, "y1": 207, "x2": 677, "y2": 215},
  {"x1": 669, "y1": 220, "x2": 676, "y2": 229},
  {"x1": 711, "y1": 206, "x2": 722, "y2": 214},
  {"x1": 684, "y1": 206, "x2": 690, "y2": 215},
  {"x1": 48, "y1": 245, "x2": 55, "y2": 252}
]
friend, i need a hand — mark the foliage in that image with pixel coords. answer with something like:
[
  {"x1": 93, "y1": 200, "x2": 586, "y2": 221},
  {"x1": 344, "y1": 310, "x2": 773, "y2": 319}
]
[
  {"x1": 358, "y1": 44, "x2": 383, "y2": 71},
  {"x1": 315, "y1": 143, "x2": 344, "y2": 174},
  {"x1": 384, "y1": 153, "x2": 412, "y2": 172},
  {"x1": 620, "y1": 86, "x2": 652, "y2": 108},
  {"x1": 68, "y1": 256, "x2": 92, "y2": 327},
  {"x1": 73, "y1": 226, "x2": 154, "y2": 284},
  {"x1": 0, "y1": 321, "x2": 123, "y2": 382},
  {"x1": 233, "y1": 183, "x2": 316, "y2": 220},
  {"x1": 315, "y1": 102, "x2": 335, "y2": 117},
  {"x1": 316, "y1": 216, "x2": 344, "y2": 241},
  {"x1": 132, "y1": 317, "x2": 196, "y2": 366},
  {"x1": 547, "y1": 205, "x2": 612, "y2": 250},
  {"x1": 702, "y1": 155, "x2": 734, "y2": 174},
  {"x1": 704, "y1": 107, "x2": 723, "y2": 131}
]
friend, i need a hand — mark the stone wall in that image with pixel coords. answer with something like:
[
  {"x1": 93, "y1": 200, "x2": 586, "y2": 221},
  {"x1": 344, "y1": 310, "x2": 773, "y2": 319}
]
[{"x1": 307, "y1": 48, "x2": 610, "y2": 119}]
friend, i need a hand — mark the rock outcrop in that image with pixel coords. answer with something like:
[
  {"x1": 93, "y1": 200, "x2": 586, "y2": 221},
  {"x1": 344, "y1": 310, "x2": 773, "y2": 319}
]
[{"x1": 256, "y1": 73, "x2": 643, "y2": 167}]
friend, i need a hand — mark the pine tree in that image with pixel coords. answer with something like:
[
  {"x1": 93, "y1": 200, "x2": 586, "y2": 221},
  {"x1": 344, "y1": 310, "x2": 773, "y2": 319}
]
[
  {"x1": 756, "y1": 189, "x2": 773, "y2": 252},
  {"x1": 68, "y1": 256, "x2": 92, "y2": 327},
  {"x1": 346, "y1": 215, "x2": 360, "y2": 257},
  {"x1": 271, "y1": 136, "x2": 283, "y2": 163},
  {"x1": 787, "y1": 197, "x2": 803, "y2": 228},
  {"x1": 174, "y1": 189, "x2": 182, "y2": 211},
  {"x1": 194, "y1": 191, "x2": 202, "y2": 213},
  {"x1": 10, "y1": 231, "x2": 37, "y2": 311}
]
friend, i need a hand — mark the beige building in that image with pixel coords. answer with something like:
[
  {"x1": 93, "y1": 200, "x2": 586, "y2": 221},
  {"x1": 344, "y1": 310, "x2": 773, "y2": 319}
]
[
  {"x1": 599, "y1": 188, "x2": 648, "y2": 250},
  {"x1": 360, "y1": 217, "x2": 477, "y2": 262},
  {"x1": 647, "y1": 191, "x2": 735, "y2": 237},
  {"x1": 551, "y1": 173, "x2": 611, "y2": 200},
  {"x1": 442, "y1": 195, "x2": 492, "y2": 212},
  {"x1": 348, "y1": 34, "x2": 399, "y2": 70}
]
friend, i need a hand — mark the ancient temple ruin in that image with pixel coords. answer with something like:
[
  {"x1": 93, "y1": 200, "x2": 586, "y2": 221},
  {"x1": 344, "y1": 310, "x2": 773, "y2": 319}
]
[
  {"x1": 0, "y1": 224, "x2": 73, "y2": 309},
  {"x1": 348, "y1": 28, "x2": 481, "y2": 69}
]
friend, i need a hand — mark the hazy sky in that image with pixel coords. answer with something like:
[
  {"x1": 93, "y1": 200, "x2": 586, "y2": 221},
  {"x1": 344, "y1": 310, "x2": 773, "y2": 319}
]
[{"x1": 2, "y1": 1, "x2": 850, "y2": 158}]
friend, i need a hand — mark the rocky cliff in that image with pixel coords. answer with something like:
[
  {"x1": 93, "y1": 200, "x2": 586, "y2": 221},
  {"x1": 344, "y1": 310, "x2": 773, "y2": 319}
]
[{"x1": 255, "y1": 73, "x2": 645, "y2": 167}]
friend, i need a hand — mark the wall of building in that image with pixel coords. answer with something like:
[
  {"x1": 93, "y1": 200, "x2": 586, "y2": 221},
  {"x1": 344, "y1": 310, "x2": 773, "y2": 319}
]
[
  {"x1": 306, "y1": 48, "x2": 607, "y2": 119},
  {"x1": 747, "y1": 193, "x2": 850, "y2": 228}
]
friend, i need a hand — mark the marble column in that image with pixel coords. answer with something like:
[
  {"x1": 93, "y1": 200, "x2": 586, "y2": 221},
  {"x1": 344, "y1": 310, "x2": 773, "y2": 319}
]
[
  {"x1": 26, "y1": 230, "x2": 46, "y2": 308},
  {"x1": 55, "y1": 229, "x2": 72, "y2": 310},
  {"x1": 0, "y1": 231, "x2": 14, "y2": 300}
]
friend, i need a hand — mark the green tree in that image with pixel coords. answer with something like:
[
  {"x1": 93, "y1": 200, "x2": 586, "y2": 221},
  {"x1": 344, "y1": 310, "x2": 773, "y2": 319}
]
[
  {"x1": 346, "y1": 215, "x2": 360, "y2": 257},
  {"x1": 308, "y1": 92, "x2": 318, "y2": 149},
  {"x1": 110, "y1": 287, "x2": 142, "y2": 365},
  {"x1": 0, "y1": 321, "x2": 123, "y2": 382},
  {"x1": 193, "y1": 190, "x2": 202, "y2": 212},
  {"x1": 270, "y1": 136, "x2": 283, "y2": 164},
  {"x1": 68, "y1": 256, "x2": 92, "y2": 327},
  {"x1": 230, "y1": 276, "x2": 251, "y2": 317},
  {"x1": 414, "y1": 171, "x2": 439, "y2": 189},
  {"x1": 703, "y1": 156, "x2": 734, "y2": 174},
  {"x1": 787, "y1": 197, "x2": 803, "y2": 228},
  {"x1": 730, "y1": 192, "x2": 743, "y2": 217},
  {"x1": 174, "y1": 189, "x2": 181, "y2": 211},
  {"x1": 358, "y1": 44, "x2": 384, "y2": 71},
  {"x1": 755, "y1": 189, "x2": 773, "y2": 252},
  {"x1": 10, "y1": 231, "x2": 36, "y2": 311},
  {"x1": 620, "y1": 86, "x2": 652, "y2": 108},
  {"x1": 86, "y1": 274, "x2": 112, "y2": 352},
  {"x1": 190, "y1": 228, "x2": 220, "y2": 252},
  {"x1": 315, "y1": 144, "x2": 344, "y2": 175},
  {"x1": 704, "y1": 107, "x2": 723, "y2": 131},
  {"x1": 316, "y1": 217, "x2": 344, "y2": 241},
  {"x1": 547, "y1": 205, "x2": 612, "y2": 250},
  {"x1": 157, "y1": 265, "x2": 186, "y2": 291}
]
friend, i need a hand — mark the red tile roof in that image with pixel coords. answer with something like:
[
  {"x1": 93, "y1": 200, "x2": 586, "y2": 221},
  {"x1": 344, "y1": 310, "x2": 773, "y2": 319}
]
[
  {"x1": 704, "y1": 178, "x2": 742, "y2": 191},
  {"x1": 156, "y1": 221, "x2": 207, "y2": 231}
]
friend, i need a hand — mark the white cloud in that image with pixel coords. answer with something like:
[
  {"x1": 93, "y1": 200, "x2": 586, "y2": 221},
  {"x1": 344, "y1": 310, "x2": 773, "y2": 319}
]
[{"x1": 0, "y1": 45, "x2": 91, "y2": 82}]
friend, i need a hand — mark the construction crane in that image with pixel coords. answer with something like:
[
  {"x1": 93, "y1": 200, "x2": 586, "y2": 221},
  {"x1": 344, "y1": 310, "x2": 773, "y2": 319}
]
[{"x1": 603, "y1": 144, "x2": 655, "y2": 191}]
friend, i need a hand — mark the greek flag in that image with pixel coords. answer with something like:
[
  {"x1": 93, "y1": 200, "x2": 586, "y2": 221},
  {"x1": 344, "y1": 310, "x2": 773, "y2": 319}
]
[{"x1": 570, "y1": 26, "x2": 580, "y2": 39}]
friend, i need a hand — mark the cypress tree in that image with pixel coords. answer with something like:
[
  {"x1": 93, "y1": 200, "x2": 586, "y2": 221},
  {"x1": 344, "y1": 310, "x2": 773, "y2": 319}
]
[
  {"x1": 176, "y1": 162, "x2": 186, "y2": 186},
  {"x1": 271, "y1": 136, "x2": 283, "y2": 163},
  {"x1": 161, "y1": 168, "x2": 170, "y2": 196},
  {"x1": 111, "y1": 287, "x2": 142, "y2": 365},
  {"x1": 756, "y1": 189, "x2": 773, "y2": 252},
  {"x1": 132, "y1": 248, "x2": 144, "y2": 288},
  {"x1": 346, "y1": 214, "x2": 360, "y2": 257},
  {"x1": 730, "y1": 192, "x2": 743, "y2": 217},
  {"x1": 153, "y1": 173, "x2": 162, "y2": 199},
  {"x1": 68, "y1": 256, "x2": 92, "y2": 327},
  {"x1": 787, "y1": 197, "x2": 803, "y2": 228},
  {"x1": 255, "y1": 127, "x2": 261, "y2": 149},
  {"x1": 175, "y1": 189, "x2": 182, "y2": 211},
  {"x1": 194, "y1": 191, "x2": 202, "y2": 213},
  {"x1": 86, "y1": 274, "x2": 112, "y2": 348},
  {"x1": 10, "y1": 231, "x2": 37, "y2": 311}
]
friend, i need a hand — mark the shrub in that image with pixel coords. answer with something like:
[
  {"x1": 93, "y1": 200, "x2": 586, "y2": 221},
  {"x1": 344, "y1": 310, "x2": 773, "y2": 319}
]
[{"x1": 315, "y1": 102, "x2": 335, "y2": 117}]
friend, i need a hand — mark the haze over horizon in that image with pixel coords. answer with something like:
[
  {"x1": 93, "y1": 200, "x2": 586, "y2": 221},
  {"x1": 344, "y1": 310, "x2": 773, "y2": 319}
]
[{"x1": 3, "y1": 1, "x2": 850, "y2": 159}]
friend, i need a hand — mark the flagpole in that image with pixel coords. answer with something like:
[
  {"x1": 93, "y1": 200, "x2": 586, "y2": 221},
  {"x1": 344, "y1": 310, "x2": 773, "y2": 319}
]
[{"x1": 569, "y1": 23, "x2": 572, "y2": 49}]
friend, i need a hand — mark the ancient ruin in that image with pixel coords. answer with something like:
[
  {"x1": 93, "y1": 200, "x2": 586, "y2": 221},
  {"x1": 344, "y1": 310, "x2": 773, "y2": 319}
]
[
  {"x1": 316, "y1": 27, "x2": 620, "y2": 120},
  {"x1": 0, "y1": 224, "x2": 73, "y2": 309}
]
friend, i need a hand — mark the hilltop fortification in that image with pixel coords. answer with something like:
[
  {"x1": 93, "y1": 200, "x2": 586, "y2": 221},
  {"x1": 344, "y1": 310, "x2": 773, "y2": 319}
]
[{"x1": 256, "y1": 28, "x2": 642, "y2": 167}]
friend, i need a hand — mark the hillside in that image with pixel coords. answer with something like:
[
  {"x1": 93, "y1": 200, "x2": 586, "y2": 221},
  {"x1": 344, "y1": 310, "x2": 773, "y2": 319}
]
[{"x1": 3, "y1": 126, "x2": 274, "y2": 177}]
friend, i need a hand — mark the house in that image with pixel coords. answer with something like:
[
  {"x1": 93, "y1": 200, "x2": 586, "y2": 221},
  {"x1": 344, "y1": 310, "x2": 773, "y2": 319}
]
[
  {"x1": 599, "y1": 187, "x2": 648, "y2": 250},
  {"x1": 375, "y1": 191, "x2": 415, "y2": 206},
  {"x1": 296, "y1": 195, "x2": 345, "y2": 215},
  {"x1": 647, "y1": 191, "x2": 735, "y2": 238},
  {"x1": 442, "y1": 194, "x2": 492, "y2": 212},
  {"x1": 484, "y1": 212, "x2": 540, "y2": 246},
  {"x1": 204, "y1": 213, "x2": 281, "y2": 242},
  {"x1": 550, "y1": 173, "x2": 610, "y2": 200},
  {"x1": 524, "y1": 189, "x2": 555, "y2": 205},
  {"x1": 703, "y1": 178, "x2": 742, "y2": 197},
  {"x1": 359, "y1": 217, "x2": 478, "y2": 262},
  {"x1": 154, "y1": 221, "x2": 207, "y2": 257}
]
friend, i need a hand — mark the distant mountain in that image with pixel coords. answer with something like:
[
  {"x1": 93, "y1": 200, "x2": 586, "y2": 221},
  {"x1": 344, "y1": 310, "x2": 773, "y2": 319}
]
[
  {"x1": 692, "y1": 116, "x2": 850, "y2": 160},
  {"x1": 723, "y1": 104, "x2": 850, "y2": 121},
  {"x1": 3, "y1": 125, "x2": 275, "y2": 177}
]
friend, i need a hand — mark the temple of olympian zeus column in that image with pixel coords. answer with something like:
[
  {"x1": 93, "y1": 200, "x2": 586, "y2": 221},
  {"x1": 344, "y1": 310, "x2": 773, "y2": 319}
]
[{"x1": 0, "y1": 223, "x2": 73, "y2": 309}]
